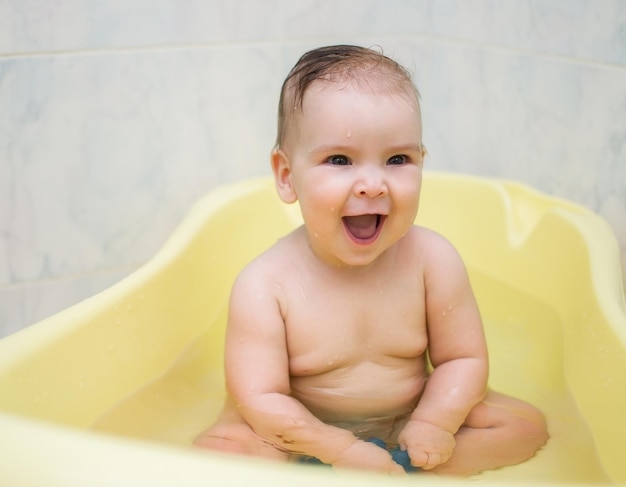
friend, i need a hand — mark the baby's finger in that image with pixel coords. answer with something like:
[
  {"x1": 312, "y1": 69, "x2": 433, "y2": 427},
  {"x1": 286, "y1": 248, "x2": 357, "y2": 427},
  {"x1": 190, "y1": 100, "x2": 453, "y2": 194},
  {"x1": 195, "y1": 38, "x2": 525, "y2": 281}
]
[
  {"x1": 421, "y1": 452, "x2": 442, "y2": 470},
  {"x1": 408, "y1": 449, "x2": 429, "y2": 468}
]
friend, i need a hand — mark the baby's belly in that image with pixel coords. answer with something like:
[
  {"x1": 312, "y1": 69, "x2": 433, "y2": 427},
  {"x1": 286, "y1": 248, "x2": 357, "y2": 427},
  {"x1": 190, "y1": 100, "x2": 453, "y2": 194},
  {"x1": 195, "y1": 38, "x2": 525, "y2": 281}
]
[{"x1": 290, "y1": 360, "x2": 427, "y2": 442}]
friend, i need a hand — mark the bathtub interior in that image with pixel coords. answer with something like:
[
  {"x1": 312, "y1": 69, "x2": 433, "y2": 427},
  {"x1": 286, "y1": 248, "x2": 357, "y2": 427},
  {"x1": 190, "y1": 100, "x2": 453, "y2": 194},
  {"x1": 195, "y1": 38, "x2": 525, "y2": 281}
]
[{"x1": 0, "y1": 172, "x2": 625, "y2": 486}]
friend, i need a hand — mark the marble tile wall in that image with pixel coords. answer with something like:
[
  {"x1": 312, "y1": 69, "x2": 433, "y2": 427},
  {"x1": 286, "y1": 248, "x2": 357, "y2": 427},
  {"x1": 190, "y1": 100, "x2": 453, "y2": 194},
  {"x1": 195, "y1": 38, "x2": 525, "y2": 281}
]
[{"x1": 1, "y1": 0, "x2": 625, "y2": 336}]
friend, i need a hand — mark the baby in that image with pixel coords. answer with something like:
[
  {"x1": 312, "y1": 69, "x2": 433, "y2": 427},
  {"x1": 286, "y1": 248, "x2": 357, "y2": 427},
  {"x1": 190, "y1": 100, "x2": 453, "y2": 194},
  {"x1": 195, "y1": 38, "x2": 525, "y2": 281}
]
[{"x1": 194, "y1": 45, "x2": 548, "y2": 476}]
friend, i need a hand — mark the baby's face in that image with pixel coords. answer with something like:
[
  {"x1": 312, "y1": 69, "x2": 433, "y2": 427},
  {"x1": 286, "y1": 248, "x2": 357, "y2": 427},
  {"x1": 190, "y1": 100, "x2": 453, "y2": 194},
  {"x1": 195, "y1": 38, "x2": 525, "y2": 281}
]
[{"x1": 278, "y1": 81, "x2": 424, "y2": 268}]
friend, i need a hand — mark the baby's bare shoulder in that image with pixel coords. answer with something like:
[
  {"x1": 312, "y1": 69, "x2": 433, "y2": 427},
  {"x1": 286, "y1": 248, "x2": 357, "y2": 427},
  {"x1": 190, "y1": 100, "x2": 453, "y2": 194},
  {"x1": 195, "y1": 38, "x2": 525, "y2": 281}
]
[
  {"x1": 402, "y1": 226, "x2": 469, "y2": 286},
  {"x1": 403, "y1": 226, "x2": 460, "y2": 259},
  {"x1": 232, "y1": 228, "x2": 303, "y2": 292}
]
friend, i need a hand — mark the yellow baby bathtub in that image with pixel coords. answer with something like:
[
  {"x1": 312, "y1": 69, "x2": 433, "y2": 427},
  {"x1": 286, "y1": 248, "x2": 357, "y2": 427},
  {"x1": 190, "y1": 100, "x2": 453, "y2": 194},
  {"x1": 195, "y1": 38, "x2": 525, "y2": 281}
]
[{"x1": 1, "y1": 172, "x2": 625, "y2": 486}]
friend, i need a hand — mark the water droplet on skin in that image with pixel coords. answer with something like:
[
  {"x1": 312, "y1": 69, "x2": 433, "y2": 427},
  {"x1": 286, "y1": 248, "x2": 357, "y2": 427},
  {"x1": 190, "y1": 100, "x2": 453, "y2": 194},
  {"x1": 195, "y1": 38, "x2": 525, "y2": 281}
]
[{"x1": 346, "y1": 130, "x2": 352, "y2": 138}]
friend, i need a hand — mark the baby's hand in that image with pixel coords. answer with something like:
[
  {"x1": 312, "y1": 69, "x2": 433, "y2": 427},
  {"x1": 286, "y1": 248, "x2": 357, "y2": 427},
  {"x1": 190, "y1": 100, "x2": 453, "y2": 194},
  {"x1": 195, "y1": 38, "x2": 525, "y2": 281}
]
[
  {"x1": 398, "y1": 419, "x2": 456, "y2": 470},
  {"x1": 331, "y1": 440, "x2": 406, "y2": 476}
]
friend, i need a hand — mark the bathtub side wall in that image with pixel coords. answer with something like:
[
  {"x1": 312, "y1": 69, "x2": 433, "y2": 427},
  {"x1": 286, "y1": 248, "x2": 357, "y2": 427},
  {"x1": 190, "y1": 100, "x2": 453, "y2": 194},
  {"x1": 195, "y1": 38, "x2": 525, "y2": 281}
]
[
  {"x1": 1, "y1": 0, "x2": 626, "y2": 336},
  {"x1": 0, "y1": 179, "x2": 293, "y2": 425}
]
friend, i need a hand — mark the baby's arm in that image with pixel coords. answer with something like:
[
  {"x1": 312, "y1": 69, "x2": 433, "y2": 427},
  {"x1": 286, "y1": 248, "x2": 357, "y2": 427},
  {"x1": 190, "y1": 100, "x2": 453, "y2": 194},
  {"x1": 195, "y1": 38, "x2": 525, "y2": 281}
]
[
  {"x1": 224, "y1": 265, "x2": 405, "y2": 475},
  {"x1": 399, "y1": 231, "x2": 489, "y2": 470}
]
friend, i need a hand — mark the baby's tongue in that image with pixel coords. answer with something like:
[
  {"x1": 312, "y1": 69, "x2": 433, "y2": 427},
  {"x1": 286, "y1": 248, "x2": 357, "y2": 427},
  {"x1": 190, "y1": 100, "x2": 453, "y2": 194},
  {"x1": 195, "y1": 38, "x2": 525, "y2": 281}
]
[{"x1": 343, "y1": 215, "x2": 378, "y2": 239}]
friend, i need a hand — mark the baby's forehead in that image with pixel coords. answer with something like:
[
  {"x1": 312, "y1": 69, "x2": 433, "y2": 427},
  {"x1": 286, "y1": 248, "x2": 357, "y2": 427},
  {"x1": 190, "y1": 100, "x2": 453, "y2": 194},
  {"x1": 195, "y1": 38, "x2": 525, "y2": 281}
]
[
  {"x1": 280, "y1": 80, "x2": 422, "y2": 149},
  {"x1": 278, "y1": 71, "x2": 421, "y2": 149},
  {"x1": 299, "y1": 78, "x2": 420, "y2": 113}
]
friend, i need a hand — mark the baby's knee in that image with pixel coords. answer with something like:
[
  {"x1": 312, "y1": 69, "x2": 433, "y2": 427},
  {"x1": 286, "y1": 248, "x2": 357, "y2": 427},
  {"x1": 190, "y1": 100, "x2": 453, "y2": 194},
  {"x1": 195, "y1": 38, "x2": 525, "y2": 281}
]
[{"x1": 512, "y1": 403, "x2": 549, "y2": 452}]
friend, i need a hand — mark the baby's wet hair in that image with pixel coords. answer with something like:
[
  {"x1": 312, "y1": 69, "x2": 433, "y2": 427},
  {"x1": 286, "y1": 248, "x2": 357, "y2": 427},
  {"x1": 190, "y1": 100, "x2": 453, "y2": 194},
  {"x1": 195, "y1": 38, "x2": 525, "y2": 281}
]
[{"x1": 275, "y1": 45, "x2": 421, "y2": 148}]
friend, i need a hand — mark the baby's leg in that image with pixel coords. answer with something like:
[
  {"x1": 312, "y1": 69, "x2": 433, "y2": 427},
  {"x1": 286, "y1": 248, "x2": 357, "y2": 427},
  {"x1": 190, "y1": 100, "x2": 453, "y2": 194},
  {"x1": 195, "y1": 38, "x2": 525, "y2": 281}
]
[
  {"x1": 432, "y1": 390, "x2": 548, "y2": 476},
  {"x1": 194, "y1": 422, "x2": 289, "y2": 460},
  {"x1": 193, "y1": 400, "x2": 290, "y2": 461}
]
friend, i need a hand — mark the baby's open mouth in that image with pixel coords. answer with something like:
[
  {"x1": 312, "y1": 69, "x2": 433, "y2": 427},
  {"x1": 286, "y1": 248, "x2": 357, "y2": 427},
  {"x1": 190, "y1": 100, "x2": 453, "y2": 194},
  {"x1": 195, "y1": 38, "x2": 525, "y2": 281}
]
[{"x1": 342, "y1": 214, "x2": 385, "y2": 242}]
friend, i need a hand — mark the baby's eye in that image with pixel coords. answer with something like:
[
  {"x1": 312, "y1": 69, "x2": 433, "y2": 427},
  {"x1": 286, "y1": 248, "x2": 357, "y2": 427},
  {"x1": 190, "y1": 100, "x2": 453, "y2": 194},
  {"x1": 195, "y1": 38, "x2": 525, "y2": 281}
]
[
  {"x1": 326, "y1": 155, "x2": 350, "y2": 166},
  {"x1": 387, "y1": 154, "x2": 410, "y2": 166}
]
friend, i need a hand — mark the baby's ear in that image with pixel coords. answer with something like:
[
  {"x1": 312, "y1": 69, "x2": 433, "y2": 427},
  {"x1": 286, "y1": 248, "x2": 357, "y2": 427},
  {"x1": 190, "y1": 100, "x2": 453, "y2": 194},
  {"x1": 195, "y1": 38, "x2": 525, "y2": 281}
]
[{"x1": 271, "y1": 148, "x2": 298, "y2": 204}]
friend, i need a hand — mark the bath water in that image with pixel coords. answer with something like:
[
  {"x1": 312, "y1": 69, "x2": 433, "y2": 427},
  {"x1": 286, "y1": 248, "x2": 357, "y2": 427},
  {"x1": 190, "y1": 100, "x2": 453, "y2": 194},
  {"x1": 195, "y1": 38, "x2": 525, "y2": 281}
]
[{"x1": 91, "y1": 272, "x2": 611, "y2": 483}]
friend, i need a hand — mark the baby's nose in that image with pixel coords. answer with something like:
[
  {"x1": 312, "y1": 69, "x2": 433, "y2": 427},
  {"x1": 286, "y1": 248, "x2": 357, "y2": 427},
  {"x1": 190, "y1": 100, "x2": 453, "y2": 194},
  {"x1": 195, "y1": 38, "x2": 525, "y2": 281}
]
[{"x1": 355, "y1": 167, "x2": 387, "y2": 198}]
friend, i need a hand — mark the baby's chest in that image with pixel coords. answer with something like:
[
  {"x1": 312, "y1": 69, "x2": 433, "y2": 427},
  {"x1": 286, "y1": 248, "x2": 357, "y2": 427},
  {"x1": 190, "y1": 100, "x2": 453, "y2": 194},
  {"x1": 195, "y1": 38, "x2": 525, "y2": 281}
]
[{"x1": 284, "y1": 292, "x2": 427, "y2": 372}]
